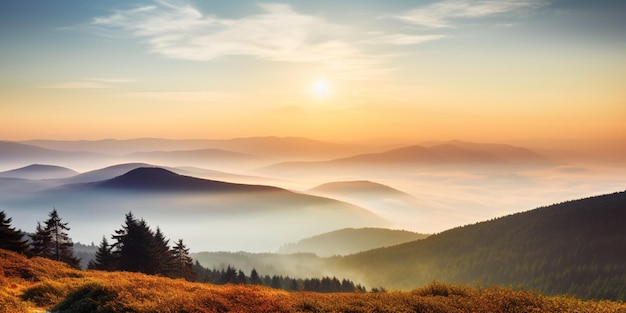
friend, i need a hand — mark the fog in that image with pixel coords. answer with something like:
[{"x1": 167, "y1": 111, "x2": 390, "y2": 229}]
[{"x1": 1, "y1": 138, "x2": 625, "y2": 254}]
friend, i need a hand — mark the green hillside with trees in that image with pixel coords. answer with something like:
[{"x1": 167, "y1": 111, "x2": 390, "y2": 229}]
[{"x1": 332, "y1": 191, "x2": 626, "y2": 300}]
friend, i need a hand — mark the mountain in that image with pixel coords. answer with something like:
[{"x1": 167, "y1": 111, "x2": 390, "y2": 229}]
[
  {"x1": 59, "y1": 163, "x2": 154, "y2": 184},
  {"x1": 262, "y1": 141, "x2": 552, "y2": 174},
  {"x1": 0, "y1": 141, "x2": 110, "y2": 170},
  {"x1": 210, "y1": 136, "x2": 379, "y2": 160},
  {"x1": 123, "y1": 148, "x2": 263, "y2": 167},
  {"x1": 330, "y1": 191, "x2": 626, "y2": 300},
  {"x1": 306, "y1": 181, "x2": 438, "y2": 230},
  {"x1": 0, "y1": 164, "x2": 78, "y2": 180},
  {"x1": 3, "y1": 167, "x2": 387, "y2": 252},
  {"x1": 22, "y1": 137, "x2": 382, "y2": 161},
  {"x1": 94, "y1": 167, "x2": 278, "y2": 193},
  {"x1": 278, "y1": 228, "x2": 428, "y2": 257},
  {"x1": 308, "y1": 180, "x2": 415, "y2": 200}
]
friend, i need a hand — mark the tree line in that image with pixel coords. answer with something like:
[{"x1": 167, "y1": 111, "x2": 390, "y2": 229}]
[
  {"x1": 194, "y1": 263, "x2": 367, "y2": 293},
  {"x1": 1, "y1": 209, "x2": 371, "y2": 293},
  {"x1": 0, "y1": 209, "x2": 80, "y2": 268}
]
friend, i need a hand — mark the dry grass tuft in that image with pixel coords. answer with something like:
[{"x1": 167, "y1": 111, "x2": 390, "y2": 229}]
[{"x1": 2, "y1": 249, "x2": 626, "y2": 313}]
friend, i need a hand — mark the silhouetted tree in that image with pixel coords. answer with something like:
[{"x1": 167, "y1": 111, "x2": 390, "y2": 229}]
[
  {"x1": 30, "y1": 209, "x2": 80, "y2": 268},
  {"x1": 152, "y1": 227, "x2": 175, "y2": 276},
  {"x1": 219, "y1": 265, "x2": 238, "y2": 284},
  {"x1": 30, "y1": 222, "x2": 51, "y2": 257},
  {"x1": 112, "y1": 212, "x2": 158, "y2": 274},
  {"x1": 171, "y1": 238, "x2": 195, "y2": 281},
  {"x1": 0, "y1": 210, "x2": 29, "y2": 254},
  {"x1": 249, "y1": 268, "x2": 262, "y2": 285},
  {"x1": 236, "y1": 269, "x2": 247, "y2": 284},
  {"x1": 88, "y1": 236, "x2": 115, "y2": 271}
]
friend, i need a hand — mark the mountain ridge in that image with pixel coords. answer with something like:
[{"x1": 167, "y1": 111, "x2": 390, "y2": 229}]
[{"x1": 330, "y1": 190, "x2": 626, "y2": 300}]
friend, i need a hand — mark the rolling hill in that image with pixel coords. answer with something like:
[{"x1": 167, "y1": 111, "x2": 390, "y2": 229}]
[
  {"x1": 22, "y1": 136, "x2": 381, "y2": 161},
  {"x1": 278, "y1": 228, "x2": 428, "y2": 257},
  {"x1": 123, "y1": 148, "x2": 263, "y2": 166},
  {"x1": 262, "y1": 141, "x2": 552, "y2": 175},
  {"x1": 2, "y1": 168, "x2": 387, "y2": 252},
  {"x1": 4, "y1": 249, "x2": 623, "y2": 313},
  {"x1": 306, "y1": 180, "x2": 441, "y2": 231},
  {"x1": 330, "y1": 191, "x2": 626, "y2": 300},
  {"x1": 308, "y1": 180, "x2": 415, "y2": 199},
  {"x1": 0, "y1": 164, "x2": 78, "y2": 180},
  {"x1": 93, "y1": 167, "x2": 278, "y2": 193}
]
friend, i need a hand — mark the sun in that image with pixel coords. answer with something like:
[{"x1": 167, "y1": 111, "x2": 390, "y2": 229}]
[{"x1": 312, "y1": 79, "x2": 331, "y2": 98}]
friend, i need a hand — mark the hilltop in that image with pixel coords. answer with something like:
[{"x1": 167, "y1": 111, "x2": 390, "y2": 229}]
[
  {"x1": 278, "y1": 228, "x2": 428, "y2": 257},
  {"x1": 0, "y1": 164, "x2": 78, "y2": 180},
  {"x1": 331, "y1": 191, "x2": 626, "y2": 300},
  {"x1": 2, "y1": 249, "x2": 625, "y2": 313}
]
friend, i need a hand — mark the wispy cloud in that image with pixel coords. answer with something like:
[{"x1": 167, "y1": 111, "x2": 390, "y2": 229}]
[
  {"x1": 364, "y1": 33, "x2": 448, "y2": 45},
  {"x1": 39, "y1": 78, "x2": 134, "y2": 89},
  {"x1": 123, "y1": 90, "x2": 239, "y2": 103},
  {"x1": 92, "y1": 1, "x2": 390, "y2": 80},
  {"x1": 394, "y1": 0, "x2": 548, "y2": 28}
]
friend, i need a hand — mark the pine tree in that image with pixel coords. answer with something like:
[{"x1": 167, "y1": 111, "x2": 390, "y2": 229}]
[
  {"x1": 236, "y1": 270, "x2": 247, "y2": 284},
  {"x1": 88, "y1": 236, "x2": 115, "y2": 271},
  {"x1": 152, "y1": 227, "x2": 175, "y2": 276},
  {"x1": 111, "y1": 212, "x2": 157, "y2": 274},
  {"x1": 171, "y1": 239, "x2": 195, "y2": 281},
  {"x1": 30, "y1": 221, "x2": 51, "y2": 257},
  {"x1": 220, "y1": 266, "x2": 238, "y2": 284},
  {"x1": 0, "y1": 210, "x2": 29, "y2": 254},
  {"x1": 30, "y1": 209, "x2": 80, "y2": 268},
  {"x1": 249, "y1": 268, "x2": 262, "y2": 285}
]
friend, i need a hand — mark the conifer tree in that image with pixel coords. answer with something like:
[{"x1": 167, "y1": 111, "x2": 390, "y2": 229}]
[
  {"x1": 0, "y1": 210, "x2": 29, "y2": 254},
  {"x1": 30, "y1": 221, "x2": 51, "y2": 258},
  {"x1": 171, "y1": 238, "x2": 195, "y2": 281},
  {"x1": 88, "y1": 236, "x2": 115, "y2": 271},
  {"x1": 236, "y1": 269, "x2": 247, "y2": 284},
  {"x1": 30, "y1": 209, "x2": 80, "y2": 268},
  {"x1": 152, "y1": 227, "x2": 175, "y2": 276},
  {"x1": 249, "y1": 268, "x2": 262, "y2": 285},
  {"x1": 112, "y1": 212, "x2": 157, "y2": 274}
]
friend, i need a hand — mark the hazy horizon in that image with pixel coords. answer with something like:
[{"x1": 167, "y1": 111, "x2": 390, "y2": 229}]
[
  {"x1": 1, "y1": 0, "x2": 625, "y2": 252},
  {"x1": 1, "y1": 0, "x2": 624, "y2": 143}
]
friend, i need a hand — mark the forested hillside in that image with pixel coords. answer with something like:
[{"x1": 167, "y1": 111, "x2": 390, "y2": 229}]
[
  {"x1": 278, "y1": 228, "x2": 428, "y2": 256},
  {"x1": 3, "y1": 249, "x2": 626, "y2": 313},
  {"x1": 333, "y1": 191, "x2": 626, "y2": 300}
]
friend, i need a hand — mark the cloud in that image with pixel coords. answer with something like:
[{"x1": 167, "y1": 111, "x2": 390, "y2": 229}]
[
  {"x1": 92, "y1": 1, "x2": 389, "y2": 80},
  {"x1": 122, "y1": 91, "x2": 239, "y2": 103},
  {"x1": 364, "y1": 33, "x2": 448, "y2": 45},
  {"x1": 394, "y1": 0, "x2": 548, "y2": 28},
  {"x1": 39, "y1": 78, "x2": 134, "y2": 89}
]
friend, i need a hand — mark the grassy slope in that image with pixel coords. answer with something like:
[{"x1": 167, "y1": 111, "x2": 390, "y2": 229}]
[
  {"x1": 332, "y1": 191, "x2": 626, "y2": 300},
  {"x1": 2, "y1": 249, "x2": 625, "y2": 313}
]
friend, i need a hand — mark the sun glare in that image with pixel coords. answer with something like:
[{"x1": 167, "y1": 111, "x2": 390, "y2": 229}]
[{"x1": 312, "y1": 79, "x2": 331, "y2": 98}]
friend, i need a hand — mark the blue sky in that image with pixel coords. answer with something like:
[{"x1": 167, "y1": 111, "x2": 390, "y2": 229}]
[{"x1": 1, "y1": 0, "x2": 624, "y2": 142}]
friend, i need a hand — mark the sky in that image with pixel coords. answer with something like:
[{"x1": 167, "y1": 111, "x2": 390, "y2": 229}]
[{"x1": 1, "y1": 0, "x2": 624, "y2": 144}]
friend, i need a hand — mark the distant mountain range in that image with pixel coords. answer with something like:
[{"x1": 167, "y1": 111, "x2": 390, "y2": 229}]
[
  {"x1": 2, "y1": 167, "x2": 388, "y2": 251},
  {"x1": 308, "y1": 180, "x2": 415, "y2": 200},
  {"x1": 263, "y1": 140, "x2": 553, "y2": 174},
  {"x1": 93, "y1": 167, "x2": 278, "y2": 193},
  {"x1": 21, "y1": 137, "x2": 384, "y2": 161},
  {"x1": 278, "y1": 227, "x2": 428, "y2": 257},
  {"x1": 0, "y1": 164, "x2": 78, "y2": 180},
  {"x1": 0, "y1": 141, "x2": 106, "y2": 168},
  {"x1": 329, "y1": 191, "x2": 626, "y2": 300},
  {"x1": 305, "y1": 180, "x2": 438, "y2": 230}
]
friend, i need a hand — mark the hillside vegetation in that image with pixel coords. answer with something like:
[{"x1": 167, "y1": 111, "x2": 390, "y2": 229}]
[
  {"x1": 2, "y1": 249, "x2": 626, "y2": 313},
  {"x1": 278, "y1": 228, "x2": 428, "y2": 256},
  {"x1": 333, "y1": 191, "x2": 626, "y2": 300}
]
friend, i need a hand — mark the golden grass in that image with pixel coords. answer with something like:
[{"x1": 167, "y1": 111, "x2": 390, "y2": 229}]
[{"x1": 2, "y1": 249, "x2": 625, "y2": 313}]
